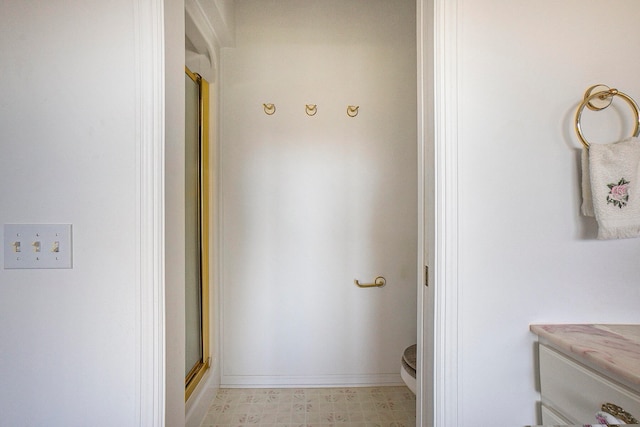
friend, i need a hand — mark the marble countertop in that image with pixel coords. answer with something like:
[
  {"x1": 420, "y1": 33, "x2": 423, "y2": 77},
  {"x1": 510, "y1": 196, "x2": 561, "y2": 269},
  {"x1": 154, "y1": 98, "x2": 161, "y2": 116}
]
[{"x1": 530, "y1": 324, "x2": 640, "y2": 389}]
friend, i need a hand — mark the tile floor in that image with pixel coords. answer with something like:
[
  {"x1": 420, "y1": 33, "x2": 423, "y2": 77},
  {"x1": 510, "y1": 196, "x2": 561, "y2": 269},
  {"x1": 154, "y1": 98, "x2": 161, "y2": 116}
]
[{"x1": 199, "y1": 386, "x2": 416, "y2": 427}]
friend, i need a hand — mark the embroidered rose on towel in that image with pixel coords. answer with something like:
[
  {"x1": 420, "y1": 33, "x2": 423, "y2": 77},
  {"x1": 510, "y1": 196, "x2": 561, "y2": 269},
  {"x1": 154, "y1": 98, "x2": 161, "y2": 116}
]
[{"x1": 606, "y1": 178, "x2": 630, "y2": 208}]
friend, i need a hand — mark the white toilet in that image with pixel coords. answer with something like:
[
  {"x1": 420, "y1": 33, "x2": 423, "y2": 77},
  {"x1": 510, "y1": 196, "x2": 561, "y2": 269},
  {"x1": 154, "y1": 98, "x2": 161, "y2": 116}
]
[{"x1": 400, "y1": 344, "x2": 416, "y2": 394}]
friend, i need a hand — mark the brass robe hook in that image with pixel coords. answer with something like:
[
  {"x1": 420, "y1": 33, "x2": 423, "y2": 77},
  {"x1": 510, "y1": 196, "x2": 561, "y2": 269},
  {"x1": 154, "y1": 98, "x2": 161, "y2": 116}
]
[
  {"x1": 305, "y1": 104, "x2": 317, "y2": 116},
  {"x1": 263, "y1": 103, "x2": 276, "y2": 115},
  {"x1": 347, "y1": 105, "x2": 359, "y2": 117}
]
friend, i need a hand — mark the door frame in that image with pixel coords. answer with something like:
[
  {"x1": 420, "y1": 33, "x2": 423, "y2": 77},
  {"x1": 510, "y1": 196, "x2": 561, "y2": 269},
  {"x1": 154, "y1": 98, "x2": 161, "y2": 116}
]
[
  {"x1": 136, "y1": 0, "x2": 462, "y2": 424},
  {"x1": 417, "y1": 0, "x2": 460, "y2": 426},
  {"x1": 135, "y1": 0, "x2": 166, "y2": 425}
]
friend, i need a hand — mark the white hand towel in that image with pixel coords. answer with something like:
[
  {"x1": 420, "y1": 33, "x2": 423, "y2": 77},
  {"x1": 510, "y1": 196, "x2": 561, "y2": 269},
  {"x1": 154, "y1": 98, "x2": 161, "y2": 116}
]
[
  {"x1": 595, "y1": 410, "x2": 626, "y2": 425},
  {"x1": 581, "y1": 147, "x2": 595, "y2": 217},
  {"x1": 586, "y1": 137, "x2": 640, "y2": 239}
]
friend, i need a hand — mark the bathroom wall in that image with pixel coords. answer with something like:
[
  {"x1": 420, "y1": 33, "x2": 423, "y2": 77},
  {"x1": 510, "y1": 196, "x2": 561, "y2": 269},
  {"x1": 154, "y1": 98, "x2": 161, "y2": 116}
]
[
  {"x1": 165, "y1": 0, "x2": 186, "y2": 424},
  {"x1": 451, "y1": 1, "x2": 640, "y2": 425},
  {"x1": 220, "y1": 0, "x2": 417, "y2": 386},
  {"x1": 0, "y1": 1, "x2": 141, "y2": 425}
]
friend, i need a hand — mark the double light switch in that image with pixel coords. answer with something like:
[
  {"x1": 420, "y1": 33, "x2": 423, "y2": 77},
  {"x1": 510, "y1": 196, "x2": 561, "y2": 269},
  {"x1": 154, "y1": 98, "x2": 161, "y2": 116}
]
[{"x1": 4, "y1": 224, "x2": 72, "y2": 269}]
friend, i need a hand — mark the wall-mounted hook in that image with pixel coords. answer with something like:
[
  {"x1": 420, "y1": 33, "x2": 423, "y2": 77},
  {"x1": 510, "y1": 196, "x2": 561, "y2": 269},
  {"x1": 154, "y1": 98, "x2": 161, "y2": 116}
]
[
  {"x1": 347, "y1": 105, "x2": 359, "y2": 117},
  {"x1": 263, "y1": 103, "x2": 276, "y2": 115},
  {"x1": 305, "y1": 104, "x2": 317, "y2": 116}
]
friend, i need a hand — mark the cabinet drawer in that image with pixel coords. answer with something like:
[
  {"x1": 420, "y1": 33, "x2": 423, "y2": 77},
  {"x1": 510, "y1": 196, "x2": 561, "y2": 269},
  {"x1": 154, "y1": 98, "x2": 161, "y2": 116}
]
[
  {"x1": 541, "y1": 403, "x2": 571, "y2": 425},
  {"x1": 539, "y1": 344, "x2": 640, "y2": 424}
]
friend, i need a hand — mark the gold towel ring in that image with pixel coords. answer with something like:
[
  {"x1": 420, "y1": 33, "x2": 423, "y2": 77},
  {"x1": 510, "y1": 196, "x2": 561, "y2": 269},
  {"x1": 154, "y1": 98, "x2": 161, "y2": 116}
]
[
  {"x1": 263, "y1": 103, "x2": 276, "y2": 115},
  {"x1": 347, "y1": 105, "x2": 359, "y2": 117},
  {"x1": 305, "y1": 104, "x2": 317, "y2": 116},
  {"x1": 575, "y1": 86, "x2": 640, "y2": 149}
]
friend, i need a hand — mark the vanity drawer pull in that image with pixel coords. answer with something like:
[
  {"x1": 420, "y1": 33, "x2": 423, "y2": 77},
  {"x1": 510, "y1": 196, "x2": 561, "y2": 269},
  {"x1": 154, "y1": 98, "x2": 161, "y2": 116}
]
[{"x1": 602, "y1": 402, "x2": 639, "y2": 424}]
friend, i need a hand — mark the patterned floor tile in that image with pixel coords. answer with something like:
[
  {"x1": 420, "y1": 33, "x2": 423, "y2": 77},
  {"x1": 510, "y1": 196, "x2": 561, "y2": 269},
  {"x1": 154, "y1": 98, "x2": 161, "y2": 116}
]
[{"x1": 200, "y1": 387, "x2": 415, "y2": 427}]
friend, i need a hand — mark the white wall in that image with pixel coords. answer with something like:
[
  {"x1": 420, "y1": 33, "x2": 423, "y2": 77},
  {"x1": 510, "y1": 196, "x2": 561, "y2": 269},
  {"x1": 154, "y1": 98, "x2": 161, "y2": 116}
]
[
  {"x1": 220, "y1": 0, "x2": 417, "y2": 386},
  {"x1": 455, "y1": 1, "x2": 640, "y2": 425},
  {"x1": 0, "y1": 1, "x2": 139, "y2": 425},
  {"x1": 165, "y1": 0, "x2": 187, "y2": 425}
]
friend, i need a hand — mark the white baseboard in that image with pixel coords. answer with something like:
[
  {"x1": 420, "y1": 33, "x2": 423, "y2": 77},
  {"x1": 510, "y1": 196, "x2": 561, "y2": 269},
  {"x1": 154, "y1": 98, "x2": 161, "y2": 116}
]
[{"x1": 220, "y1": 373, "x2": 403, "y2": 388}]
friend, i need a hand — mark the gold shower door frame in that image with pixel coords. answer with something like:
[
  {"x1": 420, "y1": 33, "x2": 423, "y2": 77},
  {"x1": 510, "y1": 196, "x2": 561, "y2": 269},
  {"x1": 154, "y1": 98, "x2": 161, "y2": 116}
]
[{"x1": 185, "y1": 66, "x2": 210, "y2": 400}]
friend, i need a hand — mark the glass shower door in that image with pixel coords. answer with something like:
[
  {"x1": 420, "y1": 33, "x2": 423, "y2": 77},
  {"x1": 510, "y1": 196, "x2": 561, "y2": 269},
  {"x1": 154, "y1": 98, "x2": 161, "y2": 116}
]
[{"x1": 185, "y1": 67, "x2": 210, "y2": 399}]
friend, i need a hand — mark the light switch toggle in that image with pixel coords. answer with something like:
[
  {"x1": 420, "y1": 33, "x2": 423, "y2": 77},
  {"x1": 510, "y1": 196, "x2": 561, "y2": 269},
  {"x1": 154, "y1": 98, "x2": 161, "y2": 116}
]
[{"x1": 4, "y1": 224, "x2": 72, "y2": 269}]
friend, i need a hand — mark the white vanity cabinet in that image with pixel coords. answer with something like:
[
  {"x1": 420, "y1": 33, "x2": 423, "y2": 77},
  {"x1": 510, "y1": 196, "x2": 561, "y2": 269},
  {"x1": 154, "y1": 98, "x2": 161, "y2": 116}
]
[
  {"x1": 531, "y1": 324, "x2": 640, "y2": 426},
  {"x1": 539, "y1": 344, "x2": 640, "y2": 424}
]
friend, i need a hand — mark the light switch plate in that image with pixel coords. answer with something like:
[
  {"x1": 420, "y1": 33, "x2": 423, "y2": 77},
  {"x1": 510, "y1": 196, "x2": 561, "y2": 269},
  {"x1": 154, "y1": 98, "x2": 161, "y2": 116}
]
[{"x1": 4, "y1": 224, "x2": 72, "y2": 269}]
